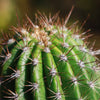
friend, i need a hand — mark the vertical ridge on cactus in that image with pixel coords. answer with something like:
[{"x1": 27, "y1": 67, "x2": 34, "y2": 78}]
[{"x1": 0, "y1": 8, "x2": 100, "y2": 100}]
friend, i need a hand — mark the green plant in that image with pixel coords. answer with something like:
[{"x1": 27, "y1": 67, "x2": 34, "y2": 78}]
[{"x1": 0, "y1": 7, "x2": 100, "y2": 100}]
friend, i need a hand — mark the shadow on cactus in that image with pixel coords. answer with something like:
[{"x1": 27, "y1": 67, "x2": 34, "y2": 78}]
[{"x1": 0, "y1": 6, "x2": 100, "y2": 100}]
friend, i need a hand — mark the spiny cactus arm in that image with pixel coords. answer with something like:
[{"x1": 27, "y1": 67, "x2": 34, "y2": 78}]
[
  {"x1": 67, "y1": 39, "x2": 99, "y2": 100},
  {"x1": 30, "y1": 45, "x2": 46, "y2": 100},
  {"x1": 42, "y1": 51, "x2": 65, "y2": 100},
  {"x1": 70, "y1": 38, "x2": 100, "y2": 100},
  {"x1": 15, "y1": 43, "x2": 34, "y2": 100},
  {"x1": 51, "y1": 33, "x2": 100, "y2": 100},
  {"x1": 50, "y1": 44, "x2": 81, "y2": 99},
  {"x1": 52, "y1": 34, "x2": 100, "y2": 99}
]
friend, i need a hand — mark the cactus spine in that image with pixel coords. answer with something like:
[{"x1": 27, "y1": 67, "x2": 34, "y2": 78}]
[{"x1": 0, "y1": 8, "x2": 100, "y2": 100}]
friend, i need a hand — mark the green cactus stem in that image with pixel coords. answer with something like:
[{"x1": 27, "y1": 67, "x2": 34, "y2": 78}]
[{"x1": 0, "y1": 8, "x2": 100, "y2": 100}]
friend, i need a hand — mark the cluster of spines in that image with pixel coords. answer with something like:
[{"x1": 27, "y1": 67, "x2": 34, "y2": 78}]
[{"x1": 0, "y1": 7, "x2": 100, "y2": 100}]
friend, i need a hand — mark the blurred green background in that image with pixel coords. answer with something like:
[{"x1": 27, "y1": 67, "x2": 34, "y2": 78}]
[{"x1": 0, "y1": 0, "x2": 100, "y2": 49}]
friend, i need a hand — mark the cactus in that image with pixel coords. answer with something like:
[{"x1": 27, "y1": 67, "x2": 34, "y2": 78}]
[{"x1": 0, "y1": 7, "x2": 100, "y2": 100}]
